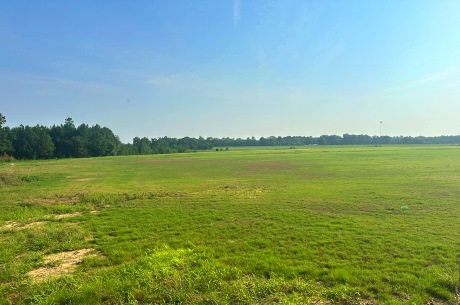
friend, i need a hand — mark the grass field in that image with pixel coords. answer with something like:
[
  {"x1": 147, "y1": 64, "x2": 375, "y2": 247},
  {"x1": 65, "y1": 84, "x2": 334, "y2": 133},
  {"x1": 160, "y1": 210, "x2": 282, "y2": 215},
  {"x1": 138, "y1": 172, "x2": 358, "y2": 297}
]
[{"x1": 1, "y1": 145, "x2": 459, "y2": 304}]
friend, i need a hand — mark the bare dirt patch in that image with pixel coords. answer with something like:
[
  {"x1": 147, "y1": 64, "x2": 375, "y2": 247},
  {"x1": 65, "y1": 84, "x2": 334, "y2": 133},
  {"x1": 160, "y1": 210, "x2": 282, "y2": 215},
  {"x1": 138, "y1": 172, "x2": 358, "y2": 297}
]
[
  {"x1": 1, "y1": 212, "x2": 84, "y2": 230},
  {"x1": 1, "y1": 221, "x2": 45, "y2": 230},
  {"x1": 53, "y1": 212, "x2": 82, "y2": 219},
  {"x1": 34, "y1": 195, "x2": 82, "y2": 205},
  {"x1": 28, "y1": 248, "x2": 97, "y2": 282},
  {"x1": 23, "y1": 221, "x2": 46, "y2": 229},
  {"x1": 1, "y1": 221, "x2": 18, "y2": 229},
  {"x1": 1, "y1": 211, "x2": 87, "y2": 230}
]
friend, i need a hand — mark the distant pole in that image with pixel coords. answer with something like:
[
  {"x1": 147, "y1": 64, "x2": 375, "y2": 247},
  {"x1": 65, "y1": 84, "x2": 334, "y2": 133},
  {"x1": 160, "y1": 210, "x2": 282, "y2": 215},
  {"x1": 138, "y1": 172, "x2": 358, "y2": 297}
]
[{"x1": 379, "y1": 121, "x2": 383, "y2": 147}]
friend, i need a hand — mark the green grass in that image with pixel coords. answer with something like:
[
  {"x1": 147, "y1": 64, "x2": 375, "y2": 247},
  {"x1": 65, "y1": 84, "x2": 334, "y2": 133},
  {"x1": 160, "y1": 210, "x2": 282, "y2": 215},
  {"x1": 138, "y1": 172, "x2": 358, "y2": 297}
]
[{"x1": 1, "y1": 145, "x2": 460, "y2": 304}]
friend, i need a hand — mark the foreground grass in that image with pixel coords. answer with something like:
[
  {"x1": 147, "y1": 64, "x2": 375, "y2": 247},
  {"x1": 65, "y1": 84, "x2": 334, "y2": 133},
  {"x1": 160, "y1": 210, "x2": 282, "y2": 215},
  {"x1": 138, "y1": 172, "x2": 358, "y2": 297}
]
[{"x1": 1, "y1": 145, "x2": 459, "y2": 304}]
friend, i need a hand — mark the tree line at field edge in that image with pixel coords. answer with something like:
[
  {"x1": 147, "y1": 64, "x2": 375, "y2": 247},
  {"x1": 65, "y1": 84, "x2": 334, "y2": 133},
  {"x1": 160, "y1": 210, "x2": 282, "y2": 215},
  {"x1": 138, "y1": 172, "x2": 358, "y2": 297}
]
[{"x1": 1, "y1": 114, "x2": 459, "y2": 160}]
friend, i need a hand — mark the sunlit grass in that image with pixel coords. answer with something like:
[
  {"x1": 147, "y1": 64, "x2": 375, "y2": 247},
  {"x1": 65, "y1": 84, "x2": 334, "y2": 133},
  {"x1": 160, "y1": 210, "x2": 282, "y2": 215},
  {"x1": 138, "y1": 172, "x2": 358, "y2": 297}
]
[{"x1": 1, "y1": 145, "x2": 459, "y2": 304}]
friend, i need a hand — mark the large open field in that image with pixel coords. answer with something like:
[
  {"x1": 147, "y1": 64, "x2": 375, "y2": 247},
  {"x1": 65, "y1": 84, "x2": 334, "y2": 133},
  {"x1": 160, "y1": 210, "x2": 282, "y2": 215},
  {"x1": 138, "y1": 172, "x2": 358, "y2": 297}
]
[{"x1": 1, "y1": 146, "x2": 459, "y2": 304}]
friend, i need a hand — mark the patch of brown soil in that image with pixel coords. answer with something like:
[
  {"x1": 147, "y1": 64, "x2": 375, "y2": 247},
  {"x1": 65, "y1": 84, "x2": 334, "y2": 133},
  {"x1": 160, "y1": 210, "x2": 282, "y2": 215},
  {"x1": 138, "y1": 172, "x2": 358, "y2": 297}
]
[
  {"x1": 23, "y1": 221, "x2": 46, "y2": 228},
  {"x1": 1, "y1": 221, "x2": 18, "y2": 229},
  {"x1": 35, "y1": 195, "x2": 81, "y2": 205},
  {"x1": 1, "y1": 221, "x2": 45, "y2": 230},
  {"x1": 28, "y1": 249, "x2": 95, "y2": 282},
  {"x1": 53, "y1": 212, "x2": 82, "y2": 219},
  {"x1": 425, "y1": 299, "x2": 450, "y2": 305},
  {"x1": 37, "y1": 198, "x2": 59, "y2": 204}
]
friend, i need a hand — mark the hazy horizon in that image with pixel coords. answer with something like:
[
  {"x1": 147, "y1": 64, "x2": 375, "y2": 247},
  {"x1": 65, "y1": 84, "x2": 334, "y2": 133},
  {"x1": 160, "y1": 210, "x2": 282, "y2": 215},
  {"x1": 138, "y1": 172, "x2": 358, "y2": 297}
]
[{"x1": 1, "y1": 1, "x2": 459, "y2": 142}]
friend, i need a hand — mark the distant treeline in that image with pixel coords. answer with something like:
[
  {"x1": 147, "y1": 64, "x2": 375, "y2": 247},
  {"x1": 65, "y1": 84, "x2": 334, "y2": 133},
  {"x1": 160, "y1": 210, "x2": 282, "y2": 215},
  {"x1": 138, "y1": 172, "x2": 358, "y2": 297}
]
[{"x1": 1, "y1": 114, "x2": 459, "y2": 160}]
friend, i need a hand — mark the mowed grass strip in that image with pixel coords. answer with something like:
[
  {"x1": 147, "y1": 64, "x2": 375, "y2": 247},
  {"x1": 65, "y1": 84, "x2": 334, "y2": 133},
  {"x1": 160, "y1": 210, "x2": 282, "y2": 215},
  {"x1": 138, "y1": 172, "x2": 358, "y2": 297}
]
[{"x1": 1, "y1": 145, "x2": 460, "y2": 304}]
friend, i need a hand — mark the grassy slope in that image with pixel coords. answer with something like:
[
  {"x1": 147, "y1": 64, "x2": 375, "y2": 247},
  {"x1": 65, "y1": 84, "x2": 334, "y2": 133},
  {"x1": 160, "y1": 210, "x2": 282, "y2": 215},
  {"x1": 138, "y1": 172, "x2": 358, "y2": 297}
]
[{"x1": 1, "y1": 146, "x2": 459, "y2": 304}]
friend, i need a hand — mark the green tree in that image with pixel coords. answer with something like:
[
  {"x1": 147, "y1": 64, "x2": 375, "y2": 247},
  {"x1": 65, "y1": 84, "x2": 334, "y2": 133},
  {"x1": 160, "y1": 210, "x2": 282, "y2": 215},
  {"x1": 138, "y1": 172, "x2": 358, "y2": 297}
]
[
  {"x1": 118, "y1": 143, "x2": 137, "y2": 155},
  {"x1": 0, "y1": 113, "x2": 14, "y2": 155},
  {"x1": 13, "y1": 125, "x2": 54, "y2": 159},
  {"x1": 139, "y1": 137, "x2": 152, "y2": 154},
  {"x1": 87, "y1": 124, "x2": 121, "y2": 157},
  {"x1": 49, "y1": 118, "x2": 78, "y2": 158},
  {"x1": 133, "y1": 137, "x2": 142, "y2": 154},
  {"x1": 74, "y1": 124, "x2": 90, "y2": 157},
  {"x1": 0, "y1": 113, "x2": 5, "y2": 128}
]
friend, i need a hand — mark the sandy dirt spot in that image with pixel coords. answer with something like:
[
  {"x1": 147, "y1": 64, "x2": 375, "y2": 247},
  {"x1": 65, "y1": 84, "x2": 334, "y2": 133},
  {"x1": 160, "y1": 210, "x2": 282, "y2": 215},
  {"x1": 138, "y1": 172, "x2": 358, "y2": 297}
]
[
  {"x1": 53, "y1": 212, "x2": 82, "y2": 219},
  {"x1": 1, "y1": 221, "x2": 45, "y2": 230},
  {"x1": 1, "y1": 211, "x2": 91, "y2": 230},
  {"x1": 23, "y1": 221, "x2": 46, "y2": 228},
  {"x1": 28, "y1": 249, "x2": 96, "y2": 282},
  {"x1": 1, "y1": 221, "x2": 18, "y2": 229}
]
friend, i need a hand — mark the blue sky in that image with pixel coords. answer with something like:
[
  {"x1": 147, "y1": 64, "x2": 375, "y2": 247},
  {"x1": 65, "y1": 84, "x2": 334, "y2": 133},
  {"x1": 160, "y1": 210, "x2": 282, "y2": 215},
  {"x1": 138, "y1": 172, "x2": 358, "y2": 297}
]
[{"x1": 1, "y1": 0, "x2": 459, "y2": 142}]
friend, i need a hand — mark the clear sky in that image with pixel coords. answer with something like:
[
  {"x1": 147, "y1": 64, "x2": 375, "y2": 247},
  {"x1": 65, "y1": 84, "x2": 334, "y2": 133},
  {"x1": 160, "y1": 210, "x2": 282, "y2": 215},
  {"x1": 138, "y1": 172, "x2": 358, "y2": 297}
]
[{"x1": 1, "y1": 0, "x2": 459, "y2": 142}]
